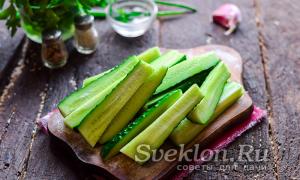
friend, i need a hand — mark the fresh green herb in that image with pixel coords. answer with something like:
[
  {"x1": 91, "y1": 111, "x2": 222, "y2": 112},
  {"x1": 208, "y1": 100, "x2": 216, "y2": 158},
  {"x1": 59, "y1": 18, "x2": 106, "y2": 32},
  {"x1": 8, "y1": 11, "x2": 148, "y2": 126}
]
[
  {"x1": 0, "y1": 0, "x2": 102, "y2": 36},
  {"x1": 157, "y1": 10, "x2": 191, "y2": 17},
  {"x1": 114, "y1": 8, "x2": 150, "y2": 23},
  {"x1": 0, "y1": 2, "x2": 20, "y2": 36},
  {"x1": 154, "y1": 0, "x2": 197, "y2": 12},
  {"x1": 0, "y1": 0, "x2": 197, "y2": 35},
  {"x1": 88, "y1": 10, "x2": 106, "y2": 19},
  {"x1": 109, "y1": 0, "x2": 197, "y2": 23}
]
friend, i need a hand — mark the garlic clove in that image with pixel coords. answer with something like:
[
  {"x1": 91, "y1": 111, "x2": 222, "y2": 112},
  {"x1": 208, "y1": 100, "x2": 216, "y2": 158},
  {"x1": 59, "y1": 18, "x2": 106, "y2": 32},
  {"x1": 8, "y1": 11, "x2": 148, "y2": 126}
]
[{"x1": 212, "y1": 4, "x2": 242, "y2": 35}]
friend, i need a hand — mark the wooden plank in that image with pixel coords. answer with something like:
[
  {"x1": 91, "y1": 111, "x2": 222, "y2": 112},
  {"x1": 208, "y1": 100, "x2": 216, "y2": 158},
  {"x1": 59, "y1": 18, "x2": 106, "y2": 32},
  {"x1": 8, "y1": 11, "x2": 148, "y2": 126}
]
[
  {"x1": 0, "y1": 22, "x2": 24, "y2": 90},
  {"x1": 20, "y1": 41, "x2": 85, "y2": 180},
  {"x1": 24, "y1": 21, "x2": 160, "y2": 179},
  {"x1": 160, "y1": 0, "x2": 276, "y2": 179},
  {"x1": 0, "y1": 41, "x2": 49, "y2": 179},
  {"x1": 258, "y1": 0, "x2": 300, "y2": 179}
]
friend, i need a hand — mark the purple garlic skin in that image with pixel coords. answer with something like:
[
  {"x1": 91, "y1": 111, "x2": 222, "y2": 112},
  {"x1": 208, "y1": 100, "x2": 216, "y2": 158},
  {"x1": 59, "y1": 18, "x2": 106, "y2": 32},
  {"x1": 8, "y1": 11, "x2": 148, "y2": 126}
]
[{"x1": 212, "y1": 4, "x2": 242, "y2": 35}]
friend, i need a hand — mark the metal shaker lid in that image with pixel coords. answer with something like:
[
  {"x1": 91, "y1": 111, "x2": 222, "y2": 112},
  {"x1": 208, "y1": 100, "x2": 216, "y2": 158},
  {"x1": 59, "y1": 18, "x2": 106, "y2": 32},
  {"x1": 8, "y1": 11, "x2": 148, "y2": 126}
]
[
  {"x1": 42, "y1": 29, "x2": 62, "y2": 43},
  {"x1": 75, "y1": 15, "x2": 94, "y2": 30}
]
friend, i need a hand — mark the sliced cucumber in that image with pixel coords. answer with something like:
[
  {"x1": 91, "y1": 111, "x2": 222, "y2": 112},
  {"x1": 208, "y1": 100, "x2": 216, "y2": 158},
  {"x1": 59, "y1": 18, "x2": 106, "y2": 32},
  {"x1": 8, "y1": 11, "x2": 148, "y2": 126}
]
[
  {"x1": 137, "y1": 47, "x2": 161, "y2": 63},
  {"x1": 170, "y1": 82, "x2": 244, "y2": 145},
  {"x1": 143, "y1": 93, "x2": 166, "y2": 110},
  {"x1": 64, "y1": 79, "x2": 123, "y2": 128},
  {"x1": 82, "y1": 49, "x2": 181, "y2": 88},
  {"x1": 102, "y1": 90, "x2": 182, "y2": 159},
  {"x1": 170, "y1": 118, "x2": 204, "y2": 146},
  {"x1": 99, "y1": 67, "x2": 168, "y2": 144},
  {"x1": 154, "y1": 52, "x2": 220, "y2": 95},
  {"x1": 82, "y1": 69, "x2": 112, "y2": 88},
  {"x1": 188, "y1": 62, "x2": 230, "y2": 124},
  {"x1": 82, "y1": 47, "x2": 160, "y2": 87},
  {"x1": 143, "y1": 69, "x2": 211, "y2": 110},
  {"x1": 58, "y1": 56, "x2": 139, "y2": 117},
  {"x1": 120, "y1": 84, "x2": 203, "y2": 164},
  {"x1": 166, "y1": 69, "x2": 211, "y2": 93},
  {"x1": 150, "y1": 50, "x2": 185, "y2": 68},
  {"x1": 211, "y1": 82, "x2": 244, "y2": 120},
  {"x1": 78, "y1": 61, "x2": 153, "y2": 147}
]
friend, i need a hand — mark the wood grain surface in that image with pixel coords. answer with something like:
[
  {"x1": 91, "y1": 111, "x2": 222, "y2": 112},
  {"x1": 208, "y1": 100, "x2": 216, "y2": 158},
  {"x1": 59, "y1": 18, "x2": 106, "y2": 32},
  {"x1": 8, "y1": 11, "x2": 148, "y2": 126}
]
[
  {"x1": 257, "y1": 0, "x2": 300, "y2": 179},
  {"x1": 0, "y1": 22, "x2": 24, "y2": 91},
  {"x1": 47, "y1": 45, "x2": 253, "y2": 180},
  {"x1": 0, "y1": 0, "x2": 299, "y2": 179}
]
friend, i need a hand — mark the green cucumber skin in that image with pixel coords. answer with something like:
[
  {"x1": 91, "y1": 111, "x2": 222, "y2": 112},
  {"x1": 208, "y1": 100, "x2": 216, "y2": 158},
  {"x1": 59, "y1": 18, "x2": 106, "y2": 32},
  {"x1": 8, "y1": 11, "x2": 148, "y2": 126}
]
[
  {"x1": 166, "y1": 69, "x2": 211, "y2": 93},
  {"x1": 137, "y1": 47, "x2": 161, "y2": 63},
  {"x1": 143, "y1": 93, "x2": 166, "y2": 110},
  {"x1": 83, "y1": 49, "x2": 181, "y2": 89},
  {"x1": 82, "y1": 47, "x2": 161, "y2": 87},
  {"x1": 99, "y1": 67, "x2": 168, "y2": 144},
  {"x1": 170, "y1": 82, "x2": 244, "y2": 145},
  {"x1": 150, "y1": 50, "x2": 186, "y2": 68},
  {"x1": 64, "y1": 79, "x2": 123, "y2": 128},
  {"x1": 154, "y1": 52, "x2": 220, "y2": 95},
  {"x1": 120, "y1": 84, "x2": 203, "y2": 164},
  {"x1": 144, "y1": 69, "x2": 211, "y2": 110},
  {"x1": 188, "y1": 62, "x2": 230, "y2": 124},
  {"x1": 58, "y1": 56, "x2": 139, "y2": 117},
  {"x1": 82, "y1": 69, "x2": 111, "y2": 88},
  {"x1": 78, "y1": 61, "x2": 153, "y2": 147},
  {"x1": 101, "y1": 90, "x2": 182, "y2": 159}
]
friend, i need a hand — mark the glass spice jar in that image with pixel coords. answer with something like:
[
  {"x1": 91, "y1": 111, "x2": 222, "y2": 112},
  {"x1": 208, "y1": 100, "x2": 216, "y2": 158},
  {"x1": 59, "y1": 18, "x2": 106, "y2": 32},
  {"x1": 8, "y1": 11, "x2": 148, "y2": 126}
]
[
  {"x1": 74, "y1": 15, "x2": 99, "y2": 54},
  {"x1": 41, "y1": 29, "x2": 68, "y2": 69}
]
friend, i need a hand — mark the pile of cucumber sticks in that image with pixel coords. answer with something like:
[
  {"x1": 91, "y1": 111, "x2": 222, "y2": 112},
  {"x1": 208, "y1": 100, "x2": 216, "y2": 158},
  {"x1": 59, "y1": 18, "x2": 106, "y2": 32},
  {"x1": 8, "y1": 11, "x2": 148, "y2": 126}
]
[{"x1": 58, "y1": 47, "x2": 244, "y2": 164}]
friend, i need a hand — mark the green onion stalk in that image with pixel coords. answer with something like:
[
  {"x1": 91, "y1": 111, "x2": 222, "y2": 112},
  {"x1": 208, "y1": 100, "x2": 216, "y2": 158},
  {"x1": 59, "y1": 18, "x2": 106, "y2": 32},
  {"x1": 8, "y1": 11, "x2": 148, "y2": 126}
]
[{"x1": 89, "y1": 0, "x2": 197, "y2": 20}]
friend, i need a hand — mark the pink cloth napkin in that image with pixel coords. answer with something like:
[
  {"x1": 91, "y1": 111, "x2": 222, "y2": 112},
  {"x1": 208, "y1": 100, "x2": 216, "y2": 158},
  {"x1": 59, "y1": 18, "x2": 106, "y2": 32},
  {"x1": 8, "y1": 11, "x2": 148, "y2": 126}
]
[
  {"x1": 171, "y1": 106, "x2": 266, "y2": 179},
  {"x1": 37, "y1": 106, "x2": 266, "y2": 179}
]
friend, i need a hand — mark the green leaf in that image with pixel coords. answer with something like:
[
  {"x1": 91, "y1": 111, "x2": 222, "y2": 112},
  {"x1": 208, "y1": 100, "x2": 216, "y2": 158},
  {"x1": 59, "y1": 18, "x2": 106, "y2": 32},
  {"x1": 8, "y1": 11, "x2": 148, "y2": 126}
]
[
  {"x1": 5, "y1": 5, "x2": 20, "y2": 36},
  {"x1": 0, "y1": 0, "x2": 5, "y2": 9},
  {"x1": 0, "y1": 8, "x2": 10, "y2": 19}
]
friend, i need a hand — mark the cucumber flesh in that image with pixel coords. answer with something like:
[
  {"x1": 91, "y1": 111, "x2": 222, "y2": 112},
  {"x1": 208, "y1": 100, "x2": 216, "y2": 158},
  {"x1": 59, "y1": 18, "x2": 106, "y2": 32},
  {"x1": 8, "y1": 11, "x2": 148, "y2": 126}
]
[
  {"x1": 165, "y1": 69, "x2": 211, "y2": 93},
  {"x1": 82, "y1": 47, "x2": 160, "y2": 87},
  {"x1": 143, "y1": 93, "x2": 166, "y2": 110},
  {"x1": 64, "y1": 79, "x2": 123, "y2": 128},
  {"x1": 120, "y1": 84, "x2": 203, "y2": 164},
  {"x1": 83, "y1": 49, "x2": 180, "y2": 88},
  {"x1": 150, "y1": 50, "x2": 185, "y2": 68},
  {"x1": 170, "y1": 118, "x2": 204, "y2": 146},
  {"x1": 102, "y1": 90, "x2": 182, "y2": 159},
  {"x1": 82, "y1": 69, "x2": 111, "y2": 88},
  {"x1": 188, "y1": 62, "x2": 230, "y2": 124},
  {"x1": 211, "y1": 82, "x2": 244, "y2": 120},
  {"x1": 154, "y1": 52, "x2": 220, "y2": 95},
  {"x1": 58, "y1": 56, "x2": 139, "y2": 117},
  {"x1": 99, "y1": 67, "x2": 168, "y2": 144},
  {"x1": 137, "y1": 47, "x2": 161, "y2": 63},
  {"x1": 144, "y1": 69, "x2": 211, "y2": 110},
  {"x1": 170, "y1": 82, "x2": 244, "y2": 145},
  {"x1": 78, "y1": 61, "x2": 153, "y2": 147}
]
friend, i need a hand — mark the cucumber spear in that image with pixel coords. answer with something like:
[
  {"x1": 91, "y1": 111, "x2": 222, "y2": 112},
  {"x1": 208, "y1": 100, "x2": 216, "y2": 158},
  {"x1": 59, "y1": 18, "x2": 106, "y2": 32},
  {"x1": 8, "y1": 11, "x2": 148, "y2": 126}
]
[
  {"x1": 120, "y1": 84, "x2": 203, "y2": 164},
  {"x1": 188, "y1": 62, "x2": 231, "y2": 124},
  {"x1": 170, "y1": 82, "x2": 244, "y2": 145}
]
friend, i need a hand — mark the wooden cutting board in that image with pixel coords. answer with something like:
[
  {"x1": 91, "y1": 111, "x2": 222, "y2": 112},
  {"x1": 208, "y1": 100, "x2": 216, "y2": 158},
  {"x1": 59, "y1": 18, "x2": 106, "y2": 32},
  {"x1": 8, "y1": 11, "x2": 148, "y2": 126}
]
[{"x1": 48, "y1": 45, "x2": 253, "y2": 179}]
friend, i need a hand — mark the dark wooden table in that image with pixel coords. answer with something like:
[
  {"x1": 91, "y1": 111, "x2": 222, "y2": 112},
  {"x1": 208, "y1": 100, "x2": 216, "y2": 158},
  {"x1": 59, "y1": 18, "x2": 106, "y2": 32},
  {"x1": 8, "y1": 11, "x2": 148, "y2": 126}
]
[{"x1": 0, "y1": 0, "x2": 299, "y2": 179}]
